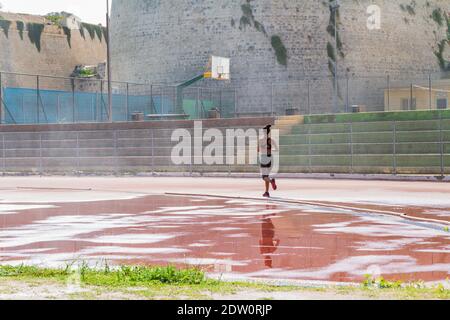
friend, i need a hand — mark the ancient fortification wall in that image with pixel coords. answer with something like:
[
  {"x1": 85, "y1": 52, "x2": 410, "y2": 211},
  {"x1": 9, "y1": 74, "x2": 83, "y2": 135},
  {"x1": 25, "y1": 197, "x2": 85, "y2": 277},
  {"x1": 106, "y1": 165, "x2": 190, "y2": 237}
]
[
  {"x1": 0, "y1": 12, "x2": 107, "y2": 84},
  {"x1": 111, "y1": 0, "x2": 450, "y2": 114}
]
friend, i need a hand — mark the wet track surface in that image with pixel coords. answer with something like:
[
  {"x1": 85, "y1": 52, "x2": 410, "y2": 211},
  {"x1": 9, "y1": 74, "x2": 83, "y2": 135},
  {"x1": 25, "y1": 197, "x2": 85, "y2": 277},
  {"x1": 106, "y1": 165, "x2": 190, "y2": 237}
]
[{"x1": 0, "y1": 189, "x2": 449, "y2": 283}]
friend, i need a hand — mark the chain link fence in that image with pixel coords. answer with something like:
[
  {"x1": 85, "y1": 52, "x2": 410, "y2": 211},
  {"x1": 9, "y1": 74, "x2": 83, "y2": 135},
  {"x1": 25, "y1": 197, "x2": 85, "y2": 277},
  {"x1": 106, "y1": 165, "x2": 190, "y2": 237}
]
[
  {"x1": 279, "y1": 118, "x2": 450, "y2": 176},
  {"x1": 0, "y1": 72, "x2": 236, "y2": 124},
  {"x1": 0, "y1": 117, "x2": 448, "y2": 176},
  {"x1": 1, "y1": 71, "x2": 449, "y2": 124},
  {"x1": 270, "y1": 73, "x2": 450, "y2": 116}
]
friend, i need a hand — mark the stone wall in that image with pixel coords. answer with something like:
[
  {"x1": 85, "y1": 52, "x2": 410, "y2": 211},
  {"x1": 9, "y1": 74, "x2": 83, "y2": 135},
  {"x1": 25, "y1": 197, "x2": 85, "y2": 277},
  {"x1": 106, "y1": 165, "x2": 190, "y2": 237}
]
[
  {"x1": 0, "y1": 12, "x2": 107, "y2": 87},
  {"x1": 111, "y1": 0, "x2": 450, "y2": 115}
]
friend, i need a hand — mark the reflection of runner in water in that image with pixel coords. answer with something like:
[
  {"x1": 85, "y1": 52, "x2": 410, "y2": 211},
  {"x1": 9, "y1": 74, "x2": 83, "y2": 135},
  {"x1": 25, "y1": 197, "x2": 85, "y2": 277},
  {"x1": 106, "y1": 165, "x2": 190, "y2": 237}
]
[
  {"x1": 259, "y1": 216, "x2": 280, "y2": 268},
  {"x1": 258, "y1": 125, "x2": 278, "y2": 198}
]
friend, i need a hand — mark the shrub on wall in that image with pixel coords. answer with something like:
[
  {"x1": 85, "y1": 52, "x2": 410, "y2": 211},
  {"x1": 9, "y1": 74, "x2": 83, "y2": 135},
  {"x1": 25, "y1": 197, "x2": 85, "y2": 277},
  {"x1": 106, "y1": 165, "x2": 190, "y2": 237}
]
[
  {"x1": 79, "y1": 25, "x2": 86, "y2": 39},
  {"x1": 435, "y1": 40, "x2": 449, "y2": 71},
  {"x1": 235, "y1": 1, "x2": 286, "y2": 66},
  {"x1": 63, "y1": 26, "x2": 71, "y2": 48},
  {"x1": 0, "y1": 19, "x2": 11, "y2": 38},
  {"x1": 102, "y1": 26, "x2": 107, "y2": 44},
  {"x1": 271, "y1": 35, "x2": 287, "y2": 67},
  {"x1": 81, "y1": 23, "x2": 104, "y2": 42},
  {"x1": 81, "y1": 23, "x2": 96, "y2": 40},
  {"x1": 45, "y1": 13, "x2": 63, "y2": 26},
  {"x1": 16, "y1": 21, "x2": 24, "y2": 40},
  {"x1": 432, "y1": 8, "x2": 444, "y2": 26},
  {"x1": 432, "y1": 9, "x2": 450, "y2": 71},
  {"x1": 27, "y1": 22, "x2": 45, "y2": 52}
]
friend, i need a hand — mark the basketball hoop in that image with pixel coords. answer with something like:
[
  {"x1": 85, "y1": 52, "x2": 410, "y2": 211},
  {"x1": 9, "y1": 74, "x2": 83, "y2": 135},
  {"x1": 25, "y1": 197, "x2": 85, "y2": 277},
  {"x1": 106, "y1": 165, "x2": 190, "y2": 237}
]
[{"x1": 204, "y1": 56, "x2": 230, "y2": 81}]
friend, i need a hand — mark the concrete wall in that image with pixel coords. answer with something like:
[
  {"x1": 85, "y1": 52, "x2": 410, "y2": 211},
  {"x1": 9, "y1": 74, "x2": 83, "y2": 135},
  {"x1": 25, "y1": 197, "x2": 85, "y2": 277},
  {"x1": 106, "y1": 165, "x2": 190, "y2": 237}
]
[
  {"x1": 0, "y1": 12, "x2": 106, "y2": 84},
  {"x1": 279, "y1": 117, "x2": 450, "y2": 175},
  {"x1": 0, "y1": 117, "x2": 274, "y2": 174},
  {"x1": 1, "y1": 115, "x2": 450, "y2": 176},
  {"x1": 384, "y1": 82, "x2": 450, "y2": 111},
  {"x1": 111, "y1": 0, "x2": 450, "y2": 115}
]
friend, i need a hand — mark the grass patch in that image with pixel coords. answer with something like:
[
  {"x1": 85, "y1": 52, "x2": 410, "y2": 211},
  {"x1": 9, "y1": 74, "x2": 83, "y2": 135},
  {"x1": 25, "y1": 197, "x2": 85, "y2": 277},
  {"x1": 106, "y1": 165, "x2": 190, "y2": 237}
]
[
  {"x1": 0, "y1": 264, "x2": 298, "y2": 300},
  {"x1": 0, "y1": 264, "x2": 71, "y2": 279},
  {"x1": 0, "y1": 264, "x2": 207, "y2": 286},
  {"x1": 362, "y1": 275, "x2": 450, "y2": 299},
  {"x1": 1, "y1": 265, "x2": 449, "y2": 300}
]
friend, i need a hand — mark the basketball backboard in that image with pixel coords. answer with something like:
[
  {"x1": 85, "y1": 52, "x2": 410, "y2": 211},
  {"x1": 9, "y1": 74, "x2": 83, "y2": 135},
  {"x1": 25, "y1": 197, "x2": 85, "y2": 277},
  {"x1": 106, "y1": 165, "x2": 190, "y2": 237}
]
[{"x1": 205, "y1": 56, "x2": 230, "y2": 81}]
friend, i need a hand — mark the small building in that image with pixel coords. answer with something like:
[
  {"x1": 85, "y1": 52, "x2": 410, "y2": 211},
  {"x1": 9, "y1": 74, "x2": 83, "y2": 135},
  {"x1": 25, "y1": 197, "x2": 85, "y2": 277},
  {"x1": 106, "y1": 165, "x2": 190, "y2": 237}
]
[
  {"x1": 60, "y1": 14, "x2": 81, "y2": 30},
  {"x1": 384, "y1": 79, "x2": 450, "y2": 111}
]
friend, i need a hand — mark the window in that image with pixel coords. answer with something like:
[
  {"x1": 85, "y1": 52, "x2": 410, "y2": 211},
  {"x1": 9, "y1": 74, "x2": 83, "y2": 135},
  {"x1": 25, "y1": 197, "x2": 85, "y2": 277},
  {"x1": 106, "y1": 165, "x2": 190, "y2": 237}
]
[
  {"x1": 411, "y1": 98, "x2": 417, "y2": 110},
  {"x1": 437, "y1": 98, "x2": 448, "y2": 110},
  {"x1": 401, "y1": 98, "x2": 416, "y2": 110},
  {"x1": 401, "y1": 99, "x2": 408, "y2": 110}
]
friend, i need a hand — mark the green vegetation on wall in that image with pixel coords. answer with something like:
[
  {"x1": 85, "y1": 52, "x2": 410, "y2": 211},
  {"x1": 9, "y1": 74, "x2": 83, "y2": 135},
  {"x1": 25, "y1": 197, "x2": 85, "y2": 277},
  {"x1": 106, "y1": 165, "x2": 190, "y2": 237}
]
[
  {"x1": 327, "y1": 0, "x2": 344, "y2": 59},
  {"x1": 254, "y1": 21, "x2": 266, "y2": 35},
  {"x1": 431, "y1": 9, "x2": 450, "y2": 71},
  {"x1": 327, "y1": 42, "x2": 336, "y2": 74},
  {"x1": 78, "y1": 68, "x2": 95, "y2": 77},
  {"x1": 326, "y1": 24, "x2": 343, "y2": 57},
  {"x1": 63, "y1": 26, "x2": 71, "y2": 48},
  {"x1": 0, "y1": 19, "x2": 11, "y2": 38},
  {"x1": 16, "y1": 21, "x2": 24, "y2": 40},
  {"x1": 80, "y1": 23, "x2": 104, "y2": 42},
  {"x1": 239, "y1": 3, "x2": 253, "y2": 29},
  {"x1": 102, "y1": 26, "x2": 107, "y2": 44},
  {"x1": 81, "y1": 23, "x2": 96, "y2": 40},
  {"x1": 238, "y1": 1, "x2": 266, "y2": 36},
  {"x1": 432, "y1": 8, "x2": 444, "y2": 26},
  {"x1": 271, "y1": 35, "x2": 287, "y2": 67},
  {"x1": 45, "y1": 13, "x2": 64, "y2": 26},
  {"x1": 435, "y1": 40, "x2": 449, "y2": 71},
  {"x1": 234, "y1": 1, "x2": 286, "y2": 66},
  {"x1": 400, "y1": 1, "x2": 416, "y2": 15},
  {"x1": 27, "y1": 23, "x2": 45, "y2": 52},
  {"x1": 94, "y1": 26, "x2": 103, "y2": 42},
  {"x1": 239, "y1": 2, "x2": 268, "y2": 35},
  {"x1": 79, "y1": 25, "x2": 86, "y2": 39},
  {"x1": 44, "y1": 12, "x2": 76, "y2": 48},
  {"x1": 447, "y1": 14, "x2": 450, "y2": 39}
]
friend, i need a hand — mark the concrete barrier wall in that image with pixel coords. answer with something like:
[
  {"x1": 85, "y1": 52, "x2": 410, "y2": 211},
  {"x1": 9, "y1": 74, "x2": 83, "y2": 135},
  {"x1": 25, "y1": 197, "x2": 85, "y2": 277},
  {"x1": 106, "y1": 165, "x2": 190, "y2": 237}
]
[
  {"x1": 279, "y1": 119, "x2": 450, "y2": 175},
  {"x1": 0, "y1": 118, "x2": 274, "y2": 174},
  {"x1": 1, "y1": 116, "x2": 448, "y2": 176}
]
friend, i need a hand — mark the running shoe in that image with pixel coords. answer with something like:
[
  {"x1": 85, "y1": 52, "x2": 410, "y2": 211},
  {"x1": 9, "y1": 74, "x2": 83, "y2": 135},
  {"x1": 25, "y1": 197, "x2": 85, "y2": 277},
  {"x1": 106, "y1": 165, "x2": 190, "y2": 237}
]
[{"x1": 270, "y1": 179, "x2": 277, "y2": 191}]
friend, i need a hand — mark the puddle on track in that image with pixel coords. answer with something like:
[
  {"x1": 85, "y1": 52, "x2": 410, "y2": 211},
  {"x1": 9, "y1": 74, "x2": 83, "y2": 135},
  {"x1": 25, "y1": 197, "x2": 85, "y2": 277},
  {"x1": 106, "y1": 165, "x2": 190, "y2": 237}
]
[{"x1": 0, "y1": 194, "x2": 449, "y2": 283}]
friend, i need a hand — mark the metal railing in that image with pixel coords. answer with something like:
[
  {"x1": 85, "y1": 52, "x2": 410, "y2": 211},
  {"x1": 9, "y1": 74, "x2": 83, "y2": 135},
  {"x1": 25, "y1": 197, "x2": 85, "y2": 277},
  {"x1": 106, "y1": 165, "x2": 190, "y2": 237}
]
[
  {"x1": 0, "y1": 71, "x2": 236, "y2": 125},
  {"x1": 270, "y1": 73, "x2": 450, "y2": 116},
  {"x1": 1, "y1": 71, "x2": 449, "y2": 124},
  {"x1": 0, "y1": 117, "x2": 448, "y2": 176},
  {"x1": 280, "y1": 117, "x2": 450, "y2": 176}
]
